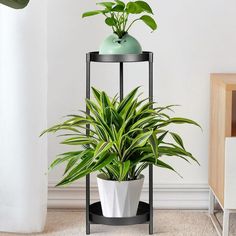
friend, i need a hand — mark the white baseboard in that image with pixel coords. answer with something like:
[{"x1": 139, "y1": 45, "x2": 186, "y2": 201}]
[{"x1": 48, "y1": 181, "x2": 209, "y2": 210}]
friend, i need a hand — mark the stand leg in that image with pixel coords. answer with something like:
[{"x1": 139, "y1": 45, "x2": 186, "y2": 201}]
[
  {"x1": 149, "y1": 55, "x2": 154, "y2": 235},
  {"x1": 86, "y1": 54, "x2": 91, "y2": 235},
  {"x1": 209, "y1": 189, "x2": 215, "y2": 215},
  {"x1": 120, "y1": 62, "x2": 124, "y2": 101},
  {"x1": 223, "y1": 209, "x2": 230, "y2": 236},
  {"x1": 149, "y1": 165, "x2": 153, "y2": 235},
  {"x1": 86, "y1": 174, "x2": 90, "y2": 235}
]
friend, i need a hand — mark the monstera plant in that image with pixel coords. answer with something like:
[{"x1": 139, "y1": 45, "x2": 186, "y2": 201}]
[
  {"x1": 82, "y1": 0, "x2": 157, "y2": 54},
  {"x1": 41, "y1": 87, "x2": 200, "y2": 217},
  {"x1": 0, "y1": 0, "x2": 29, "y2": 9}
]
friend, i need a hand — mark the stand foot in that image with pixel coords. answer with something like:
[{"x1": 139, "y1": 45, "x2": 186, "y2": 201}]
[
  {"x1": 149, "y1": 222, "x2": 153, "y2": 235},
  {"x1": 86, "y1": 222, "x2": 90, "y2": 235}
]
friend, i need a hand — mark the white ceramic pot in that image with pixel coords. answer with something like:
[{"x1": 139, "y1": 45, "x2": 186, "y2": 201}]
[{"x1": 97, "y1": 174, "x2": 144, "y2": 217}]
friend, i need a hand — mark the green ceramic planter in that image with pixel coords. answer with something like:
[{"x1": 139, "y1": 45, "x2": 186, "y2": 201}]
[
  {"x1": 0, "y1": 0, "x2": 30, "y2": 9},
  {"x1": 99, "y1": 33, "x2": 142, "y2": 55}
]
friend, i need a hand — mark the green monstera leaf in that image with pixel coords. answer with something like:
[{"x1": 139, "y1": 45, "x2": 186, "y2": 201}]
[{"x1": 0, "y1": 0, "x2": 30, "y2": 9}]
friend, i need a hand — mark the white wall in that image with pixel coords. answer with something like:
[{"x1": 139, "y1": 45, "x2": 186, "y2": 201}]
[
  {"x1": 47, "y1": 0, "x2": 236, "y2": 208},
  {"x1": 0, "y1": 0, "x2": 47, "y2": 232}
]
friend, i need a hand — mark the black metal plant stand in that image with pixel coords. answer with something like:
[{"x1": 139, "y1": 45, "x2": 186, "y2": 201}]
[{"x1": 85, "y1": 51, "x2": 154, "y2": 235}]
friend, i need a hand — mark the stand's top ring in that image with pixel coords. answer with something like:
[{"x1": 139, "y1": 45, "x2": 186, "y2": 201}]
[{"x1": 87, "y1": 51, "x2": 153, "y2": 63}]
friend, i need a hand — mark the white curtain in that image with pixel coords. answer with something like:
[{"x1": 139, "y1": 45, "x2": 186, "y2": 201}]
[{"x1": 0, "y1": 0, "x2": 47, "y2": 233}]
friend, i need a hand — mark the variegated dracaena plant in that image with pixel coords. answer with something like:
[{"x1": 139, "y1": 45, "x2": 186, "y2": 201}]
[{"x1": 41, "y1": 87, "x2": 200, "y2": 186}]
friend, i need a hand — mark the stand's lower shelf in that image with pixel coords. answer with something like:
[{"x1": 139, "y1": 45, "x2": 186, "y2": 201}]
[{"x1": 89, "y1": 201, "x2": 150, "y2": 225}]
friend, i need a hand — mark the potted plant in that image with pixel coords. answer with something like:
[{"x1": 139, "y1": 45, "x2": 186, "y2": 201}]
[
  {"x1": 82, "y1": 0, "x2": 157, "y2": 54},
  {"x1": 0, "y1": 0, "x2": 29, "y2": 9},
  {"x1": 41, "y1": 87, "x2": 200, "y2": 217}
]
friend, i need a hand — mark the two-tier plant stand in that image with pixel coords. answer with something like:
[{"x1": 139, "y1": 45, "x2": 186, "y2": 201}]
[{"x1": 85, "y1": 51, "x2": 154, "y2": 235}]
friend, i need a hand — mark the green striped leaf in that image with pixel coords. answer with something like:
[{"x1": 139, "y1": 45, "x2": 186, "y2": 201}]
[
  {"x1": 118, "y1": 160, "x2": 130, "y2": 181},
  {"x1": 117, "y1": 87, "x2": 139, "y2": 114},
  {"x1": 94, "y1": 141, "x2": 113, "y2": 158},
  {"x1": 124, "y1": 130, "x2": 153, "y2": 157},
  {"x1": 61, "y1": 136, "x2": 97, "y2": 146},
  {"x1": 93, "y1": 153, "x2": 117, "y2": 171},
  {"x1": 56, "y1": 151, "x2": 94, "y2": 186},
  {"x1": 168, "y1": 118, "x2": 202, "y2": 129},
  {"x1": 49, "y1": 151, "x2": 83, "y2": 170},
  {"x1": 149, "y1": 132, "x2": 158, "y2": 158},
  {"x1": 134, "y1": 163, "x2": 148, "y2": 177},
  {"x1": 63, "y1": 149, "x2": 92, "y2": 175},
  {"x1": 106, "y1": 164, "x2": 120, "y2": 180},
  {"x1": 92, "y1": 87, "x2": 102, "y2": 105},
  {"x1": 170, "y1": 132, "x2": 185, "y2": 149}
]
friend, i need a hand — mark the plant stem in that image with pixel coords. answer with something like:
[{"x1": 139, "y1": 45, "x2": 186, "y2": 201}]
[
  {"x1": 124, "y1": 13, "x2": 128, "y2": 32},
  {"x1": 114, "y1": 13, "x2": 122, "y2": 37},
  {"x1": 122, "y1": 11, "x2": 125, "y2": 32},
  {"x1": 125, "y1": 18, "x2": 140, "y2": 32}
]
